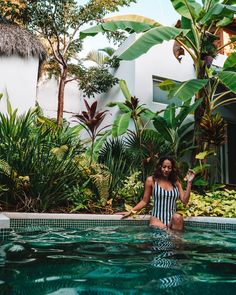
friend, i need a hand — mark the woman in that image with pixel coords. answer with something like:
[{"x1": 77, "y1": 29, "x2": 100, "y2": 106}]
[{"x1": 120, "y1": 156, "x2": 195, "y2": 230}]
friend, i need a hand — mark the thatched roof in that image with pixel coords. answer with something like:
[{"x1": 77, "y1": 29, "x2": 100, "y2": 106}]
[{"x1": 0, "y1": 18, "x2": 46, "y2": 62}]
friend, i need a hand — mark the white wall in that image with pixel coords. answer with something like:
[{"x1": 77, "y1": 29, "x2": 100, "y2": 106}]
[
  {"x1": 134, "y1": 39, "x2": 195, "y2": 112},
  {"x1": 37, "y1": 77, "x2": 82, "y2": 122},
  {"x1": 0, "y1": 56, "x2": 39, "y2": 115}
]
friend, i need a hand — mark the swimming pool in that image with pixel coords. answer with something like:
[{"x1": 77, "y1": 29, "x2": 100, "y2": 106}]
[{"x1": 0, "y1": 226, "x2": 235, "y2": 294}]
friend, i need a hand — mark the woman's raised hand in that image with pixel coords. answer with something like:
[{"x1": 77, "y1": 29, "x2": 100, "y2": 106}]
[{"x1": 185, "y1": 169, "x2": 196, "y2": 183}]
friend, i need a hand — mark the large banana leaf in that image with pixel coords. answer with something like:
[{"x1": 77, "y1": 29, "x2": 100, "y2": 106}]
[
  {"x1": 217, "y1": 71, "x2": 236, "y2": 93},
  {"x1": 89, "y1": 130, "x2": 112, "y2": 162},
  {"x1": 163, "y1": 104, "x2": 176, "y2": 127},
  {"x1": 175, "y1": 99, "x2": 201, "y2": 125},
  {"x1": 119, "y1": 79, "x2": 132, "y2": 101},
  {"x1": 170, "y1": 0, "x2": 202, "y2": 20},
  {"x1": 153, "y1": 116, "x2": 175, "y2": 143},
  {"x1": 181, "y1": 16, "x2": 196, "y2": 46},
  {"x1": 119, "y1": 27, "x2": 189, "y2": 60},
  {"x1": 159, "y1": 79, "x2": 208, "y2": 101},
  {"x1": 223, "y1": 51, "x2": 236, "y2": 69},
  {"x1": 105, "y1": 15, "x2": 161, "y2": 26},
  {"x1": 80, "y1": 14, "x2": 160, "y2": 39},
  {"x1": 199, "y1": 3, "x2": 236, "y2": 24},
  {"x1": 112, "y1": 112, "x2": 131, "y2": 137},
  {"x1": 107, "y1": 102, "x2": 130, "y2": 112}
]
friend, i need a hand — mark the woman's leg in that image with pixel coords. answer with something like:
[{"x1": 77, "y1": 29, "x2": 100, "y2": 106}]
[
  {"x1": 169, "y1": 213, "x2": 184, "y2": 231},
  {"x1": 149, "y1": 216, "x2": 167, "y2": 230}
]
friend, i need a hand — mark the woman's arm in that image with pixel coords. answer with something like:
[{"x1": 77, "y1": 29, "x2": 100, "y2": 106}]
[
  {"x1": 176, "y1": 170, "x2": 195, "y2": 205},
  {"x1": 132, "y1": 176, "x2": 153, "y2": 211},
  {"x1": 119, "y1": 176, "x2": 153, "y2": 217}
]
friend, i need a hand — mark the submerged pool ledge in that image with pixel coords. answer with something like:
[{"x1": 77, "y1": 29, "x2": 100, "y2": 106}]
[
  {"x1": 0, "y1": 212, "x2": 236, "y2": 231},
  {"x1": 0, "y1": 214, "x2": 10, "y2": 229}
]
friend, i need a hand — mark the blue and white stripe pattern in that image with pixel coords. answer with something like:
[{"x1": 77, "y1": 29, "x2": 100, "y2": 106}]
[{"x1": 151, "y1": 182, "x2": 179, "y2": 225}]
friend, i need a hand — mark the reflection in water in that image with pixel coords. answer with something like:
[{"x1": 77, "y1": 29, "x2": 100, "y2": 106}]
[
  {"x1": 0, "y1": 226, "x2": 235, "y2": 294},
  {"x1": 150, "y1": 229, "x2": 189, "y2": 290}
]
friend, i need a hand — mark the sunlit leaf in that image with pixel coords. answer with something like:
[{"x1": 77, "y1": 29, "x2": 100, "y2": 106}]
[
  {"x1": 119, "y1": 80, "x2": 132, "y2": 101},
  {"x1": 119, "y1": 27, "x2": 189, "y2": 60},
  {"x1": 223, "y1": 51, "x2": 236, "y2": 69},
  {"x1": 217, "y1": 70, "x2": 236, "y2": 93},
  {"x1": 112, "y1": 112, "x2": 131, "y2": 137},
  {"x1": 170, "y1": 0, "x2": 202, "y2": 20}
]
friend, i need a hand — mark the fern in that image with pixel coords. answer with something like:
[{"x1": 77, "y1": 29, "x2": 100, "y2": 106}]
[{"x1": 90, "y1": 164, "x2": 112, "y2": 206}]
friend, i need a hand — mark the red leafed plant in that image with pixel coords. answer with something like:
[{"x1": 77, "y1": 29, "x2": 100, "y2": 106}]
[{"x1": 74, "y1": 100, "x2": 109, "y2": 164}]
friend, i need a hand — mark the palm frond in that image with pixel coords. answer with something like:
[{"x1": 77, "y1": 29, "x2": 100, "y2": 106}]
[{"x1": 83, "y1": 50, "x2": 108, "y2": 66}]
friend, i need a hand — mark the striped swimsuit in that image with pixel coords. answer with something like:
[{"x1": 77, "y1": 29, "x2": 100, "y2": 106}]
[{"x1": 152, "y1": 181, "x2": 180, "y2": 225}]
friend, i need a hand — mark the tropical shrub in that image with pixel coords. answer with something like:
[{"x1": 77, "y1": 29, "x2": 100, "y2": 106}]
[
  {"x1": 124, "y1": 129, "x2": 169, "y2": 181},
  {"x1": 153, "y1": 99, "x2": 200, "y2": 160},
  {"x1": 98, "y1": 137, "x2": 134, "y2": 195},
  {"x1": 70, "y1": 153, "x2": 114, "y2": 213},
  {"x1": 0, "y1": 108, "x2": 84, "y2": 212},
  {"x1": 177, "y1": 189, "x2": 236, "y2": 218},
  {"x1": 107, "y1": 80, "x2": 168, "y2": 181},
  {"x1": 115, "y1": 171, "x2": 144, "y2": 207}
]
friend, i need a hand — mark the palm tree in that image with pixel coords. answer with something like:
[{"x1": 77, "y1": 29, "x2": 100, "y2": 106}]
[{"x1": 83, "y1": 47, "x2": 115, "y2": 66}]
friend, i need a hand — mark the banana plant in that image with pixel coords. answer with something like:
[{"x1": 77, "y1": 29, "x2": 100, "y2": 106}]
[
  {"x1": 153, "y1": 98, "x2": 201, "y2": 159},
  {"x1": 81, "y1": 0, "x2": 236, "y2": 153},
  {"x1": 108, "y1": 80, "x2": 155, "y2": 137}
]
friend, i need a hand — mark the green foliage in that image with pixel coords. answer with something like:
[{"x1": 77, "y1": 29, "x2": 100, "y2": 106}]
[
  {"x1": 69, "y1": 180, "x2": 93, "y2": 213},
  {"x1": 153, "y1": 99, "x2": 199, "y2": 159},
  {"x1": 0, "y1": 0, "x2": 28, "y2": 25},
  {"x1": 108, "y1": 81, "x2": 154, "y2": 137},
  {"x1": 90, "y1": 164, "x2": 112, "y2": 206},
  {"x1": 78, "y1": 66, "x2": 119, "y2": 98},
  {"x1": 116, "y1": 171, "x2": 144, "y2": 206},
  {"x1": 177, "y1": 189, "x2": 236, "y2": 218},
  {"x1": 125, "y1": 129, "x2": 169, "y2": 181},
  {"x1": 70, "y1": 155, "x2": 114, "y2": 213},
  {"x1": 159, "y1": 79, "x2": 208, "y2": 101},
  {"x1": 98, "y1": 137, "x2": 134, "y2": 195},
  {"x1": 0, "y1": 108, "x2": 84, "y2": 212}
]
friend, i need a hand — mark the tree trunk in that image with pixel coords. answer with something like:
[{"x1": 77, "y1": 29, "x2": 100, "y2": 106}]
[
  {"x1": 57, "y1": 67, "x2": 68, "y2": 127},
  {"x1": 192, "y1": 61, "x2": 209, "y2": 164}
]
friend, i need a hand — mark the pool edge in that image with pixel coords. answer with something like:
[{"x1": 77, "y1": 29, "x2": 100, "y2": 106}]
[{"x1": 1, "y1": 212, "x2": 236, "y2": 231}]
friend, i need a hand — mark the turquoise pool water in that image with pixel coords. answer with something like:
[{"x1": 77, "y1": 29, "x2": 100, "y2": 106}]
[{"x1": 0, "y1": 226, "x2": 235, "y2": 294}]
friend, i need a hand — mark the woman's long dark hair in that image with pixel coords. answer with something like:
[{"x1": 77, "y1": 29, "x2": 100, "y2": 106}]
[{"x1": 153, "y1": 156, "x2": 179, "y2": 184}]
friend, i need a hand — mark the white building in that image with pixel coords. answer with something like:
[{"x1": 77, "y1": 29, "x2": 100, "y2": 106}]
[{"x1": 0, "y1": 19, "x2": 46, "y2": 114}]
